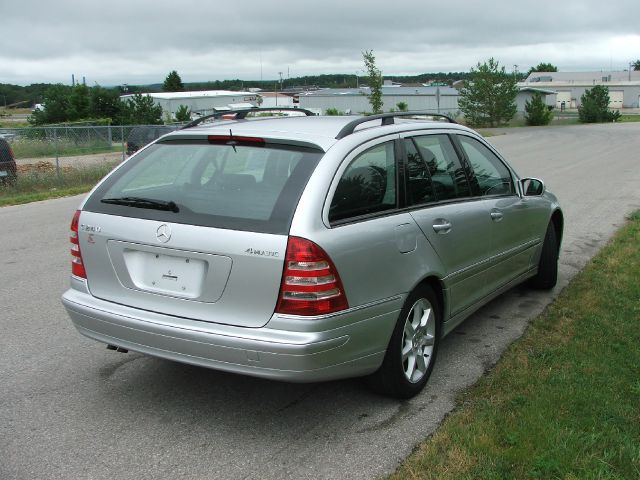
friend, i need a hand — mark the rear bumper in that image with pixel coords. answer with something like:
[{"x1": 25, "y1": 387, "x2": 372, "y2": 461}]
[{"x1": 62, "y1": 280, "x2": 401, "y2": 382}]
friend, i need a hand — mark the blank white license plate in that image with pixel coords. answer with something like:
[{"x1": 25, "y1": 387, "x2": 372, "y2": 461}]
[
  {"x1": 0, "y1": 171, "x2": 7, "y2": 177},
  {"x1": 123, "y1": 250, "x2": 207, "y2": 299}
]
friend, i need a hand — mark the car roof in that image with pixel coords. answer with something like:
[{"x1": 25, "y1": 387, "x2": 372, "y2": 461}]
[{"x1": 164, "y1": 114, "x2": 475, "y2": 152}]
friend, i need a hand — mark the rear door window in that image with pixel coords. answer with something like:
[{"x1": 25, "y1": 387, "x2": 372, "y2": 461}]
[
  {"x1": 329, "y1": 141, "x2": 397, "y2": 222},
  {"x1": 84, "y1": 140, "x2": 322, "y2": 234},
  {"x1": 410, "y1": 135, "x2": 471, "y2": 201}
]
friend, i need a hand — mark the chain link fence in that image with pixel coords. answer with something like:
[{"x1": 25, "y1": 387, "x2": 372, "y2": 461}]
[
  {"x1": 0, "y1": 125, "x2": 184, "y2": 199},
  {"x1": 0, "y1": 124, "x2": 182, "y2": 175}
]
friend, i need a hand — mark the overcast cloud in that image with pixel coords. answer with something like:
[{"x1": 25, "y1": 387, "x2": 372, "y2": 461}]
[{"x1": 2, "y1": 0, "x2": 639, "y2": 86}]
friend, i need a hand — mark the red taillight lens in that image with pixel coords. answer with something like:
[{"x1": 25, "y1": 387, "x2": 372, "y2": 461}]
[
  {"x1": 275, "y1": 237, "x2": 348, "y2": 316},
  {"x1": 207, "y1": 135, "x2": 265, "y2": 146},
  {"x1": 70, "y1": 210, "x2": 86, "y2": 278}
]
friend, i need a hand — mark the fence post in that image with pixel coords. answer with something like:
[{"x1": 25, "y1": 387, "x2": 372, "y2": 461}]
[
  {"x1": 54, "y1": 127, "x2": 61, "y2": 178},
  {"x1": 121, "y1": 125, "x2": 125, "y2": 162}
]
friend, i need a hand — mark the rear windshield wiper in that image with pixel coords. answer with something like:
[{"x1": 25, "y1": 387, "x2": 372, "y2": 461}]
[{"x1": 101, "y1": 196, "x2": 180, "y2": 213}]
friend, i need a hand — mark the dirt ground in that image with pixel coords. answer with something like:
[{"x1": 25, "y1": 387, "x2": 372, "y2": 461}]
[{"x1": 15, "y1": 151, "x2": 125, "y2": 169}]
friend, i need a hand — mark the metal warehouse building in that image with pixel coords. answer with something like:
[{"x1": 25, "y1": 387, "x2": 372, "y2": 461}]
[
  {"x1": 523, "y1": 71, "x2": 640, "y2": 109},
  {"x1": 298, "y1": 86, "x2": 460, "y2": 116},
  {"x1": 120, "y1": 90, "x2": 259, "y2": 118}
]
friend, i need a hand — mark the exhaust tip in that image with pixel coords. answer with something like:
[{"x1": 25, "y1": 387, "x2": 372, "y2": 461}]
[{"x1": 106, "y1": 344, "x2": 129, "y2": 353}]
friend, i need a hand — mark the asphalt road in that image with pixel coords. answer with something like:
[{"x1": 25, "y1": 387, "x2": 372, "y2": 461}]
[{"x1": 2, "y1": 123, "x2": 640, "y2": 480}]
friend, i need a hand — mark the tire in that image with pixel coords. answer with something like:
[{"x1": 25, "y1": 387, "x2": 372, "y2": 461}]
[
  {"x1": 529, "y1": 222, "x2": 559, "y2": 290},
  {"x1": 368, "y1": 284, "x2": 441, "y2": 399}
]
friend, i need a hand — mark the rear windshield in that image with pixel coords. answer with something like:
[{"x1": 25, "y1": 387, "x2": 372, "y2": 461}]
[{"x1": 84, "y1": 139, "x2": 323, "y2": 234}]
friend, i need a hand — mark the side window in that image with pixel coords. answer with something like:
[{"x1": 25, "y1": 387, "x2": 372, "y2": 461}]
[
  {"x1": 412, "y1": 135, "x2": 471, "y2": 201},
  {"x1": 329, "y1": 142, "x2": 396, "y2": 222},
  {"x1": 405, "y1": 139, "x2": 435, "y2": 205},
  {"x1": 457, "y1": 135, "x2": 514, "y2": 196}
]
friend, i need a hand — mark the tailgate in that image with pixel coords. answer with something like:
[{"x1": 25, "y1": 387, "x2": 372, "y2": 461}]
[{"x1": 78, "y1": 212, "x2": 287, "y2": 328}]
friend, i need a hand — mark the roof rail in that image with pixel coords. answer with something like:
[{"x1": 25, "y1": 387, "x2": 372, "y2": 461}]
[
  {"x1": 335, "y1": 111, "x2": 457, "y2": 139},
  {"x1": 182, "y1": 107, "x2": 316, "y2": 129}
]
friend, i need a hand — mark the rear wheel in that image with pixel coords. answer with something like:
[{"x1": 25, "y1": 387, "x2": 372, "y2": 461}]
[
  {"x1": 368, "y1": 285, "x2": 441, "y2": 398},
  {"x1": 529, "y1": 222, "x2": 559, "y2": 290}
]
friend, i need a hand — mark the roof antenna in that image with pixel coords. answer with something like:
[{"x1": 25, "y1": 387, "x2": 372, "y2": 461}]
[{"x1": 229, "y1": 129, "x2": 237, "y2": 152}]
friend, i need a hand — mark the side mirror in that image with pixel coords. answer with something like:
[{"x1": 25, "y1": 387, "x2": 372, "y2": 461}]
[{"x1": 521, "y1": 178, "x2": 545, "y2": 196}]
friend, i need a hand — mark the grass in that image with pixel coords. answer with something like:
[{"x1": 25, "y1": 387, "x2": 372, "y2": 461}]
[
  {"x1": 0, "y1": 162, "x2": 117, "y2": 207},
  {"x1": 391, "y1": 211, "x2": 640, "y2": 480},
  {"x1": 618, "y1": 115, "x2": 640, "y2": 123}
]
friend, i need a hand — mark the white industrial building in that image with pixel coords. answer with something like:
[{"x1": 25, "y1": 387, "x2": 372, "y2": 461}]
[
  {"x1": 257, "y1": 92, "x2": 296, "y2": 108},
  {"x1": 522, "y1": 71, "x2": 640, "y2": 109},
  {"x1": 120, "y1": 90, "x2": 259, "y2": 119},
  {"x1": 298, "y1": 86, "x2": 460, "y2": 116}
]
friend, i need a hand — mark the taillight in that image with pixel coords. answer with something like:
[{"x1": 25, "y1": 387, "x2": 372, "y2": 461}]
[
  {"x1": 275, "y1": 237, "x2": 348, "y2": 316},
  {"x1": 70, "y1": 210, "x2": 86, "y2": 278}
]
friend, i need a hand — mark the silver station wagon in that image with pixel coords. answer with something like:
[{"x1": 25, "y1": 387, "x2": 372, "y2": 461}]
[{"x1": 62, "y1": 109, "x2": 563, "y2": 398}]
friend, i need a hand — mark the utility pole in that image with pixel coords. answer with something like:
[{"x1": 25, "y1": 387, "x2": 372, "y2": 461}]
[{"x1": 278, "y1": 71, "x2": 283, "y2": 90}]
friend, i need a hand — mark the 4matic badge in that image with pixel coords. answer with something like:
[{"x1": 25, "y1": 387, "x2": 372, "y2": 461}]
[{"x1": 245, "y1": 248, "x2": 279, "y2": 257}]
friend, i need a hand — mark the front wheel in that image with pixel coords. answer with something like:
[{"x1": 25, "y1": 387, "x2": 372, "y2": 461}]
[
  {"x1": 368, "y1": 285, "x2": 441, "y2": 398},
  {"x1": 529, "y1": 222, "x2": 559, "y2": 290}
]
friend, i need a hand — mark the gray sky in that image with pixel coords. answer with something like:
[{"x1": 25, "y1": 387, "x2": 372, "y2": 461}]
[{"x1": 2, "y1": 0, "x2": 639, "y2": 86}]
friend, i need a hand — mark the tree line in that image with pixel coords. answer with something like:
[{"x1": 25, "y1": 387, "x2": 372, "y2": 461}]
[
  {"x1": 26, "y1": 84, "x2": 164, "y2": 125},
  {"x1": 6, "y1": 57, "x2": 631, "y2": 127},
  {"x1": 0, "y1": 69, "x2": 484, "y2": 110}
]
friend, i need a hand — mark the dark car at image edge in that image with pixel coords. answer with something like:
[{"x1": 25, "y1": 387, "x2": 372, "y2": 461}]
[{"x1": 0, "y1": 138, "x2": 17, "y2": 185}]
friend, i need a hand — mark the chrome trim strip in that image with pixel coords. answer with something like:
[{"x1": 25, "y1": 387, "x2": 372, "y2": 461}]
[{"x1": 443, "y1": 239, "x2": 540, "y2": 281}]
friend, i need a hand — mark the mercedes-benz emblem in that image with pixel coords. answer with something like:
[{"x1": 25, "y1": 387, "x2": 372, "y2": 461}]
[{"x1": 156, "y1": 224, "x2": 172, "y2": 243}]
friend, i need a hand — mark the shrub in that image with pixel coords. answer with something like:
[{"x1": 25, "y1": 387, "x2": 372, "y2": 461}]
[
  {"x1": 524, "y1": 93, "x2": 553, "y2": 126},
  {"x1": 578, "y1": 86, "x2": 621, "y2": 123},
  {"x1": 174, "y1": 105, "x2": 191, "y2": 122}
]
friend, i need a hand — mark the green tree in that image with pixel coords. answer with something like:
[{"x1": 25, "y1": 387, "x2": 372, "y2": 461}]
[
  {"x1": 458, "y1": 58, "x2": 518, "y2": 127},
  {"x1": 28, "y1": 84, "x2": 72, "y2": 124},
  {"x1": 524, "y1": 92, "x2": 553, "y2": 126},
  {"x1": 29, "y1": 84, "x2": 126, "y2": 125},
  {"x1": 526, "y1": 62, "x2": 558, "y2": 77},
  {"x1": 396, "y1": 101, "x2": 408, "y2": 112},
  {"x1": 89, "y1": 86, "x2": 123, "y2": 121},
  {"x1": 174, "y1": 104, "x2": 191, "y2": 122},
  {"x1": 362, "y1": 50, "x2": 383, "y2": 114},
  {"x1": 632, "y1": 60, "x2": 640, "y2": 71},
  {"x1": 578, "y1": 85, "x2": 620, "y2": 123},
  {"x1": 122, "y1": 93, "x2": 163, "y2": 124},
  {"x1": 68, "y1": 83, "x2": 90, "y2": 120},
  {"x1": 163, "y1": 70, "x2": 184, "y2": 92}
]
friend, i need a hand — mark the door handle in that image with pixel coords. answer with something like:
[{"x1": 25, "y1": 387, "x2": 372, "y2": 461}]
[
  {"x1": 490, "y1": 209, "x2": 503, "y2": 222},
  {"x1": 432, "y1": 219, "x2": 452, "y2": 234}
]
